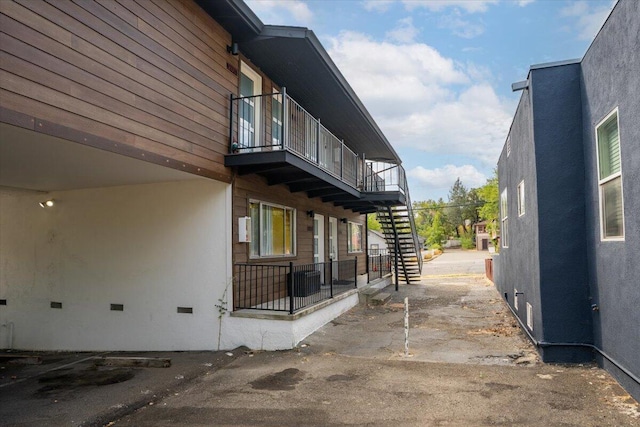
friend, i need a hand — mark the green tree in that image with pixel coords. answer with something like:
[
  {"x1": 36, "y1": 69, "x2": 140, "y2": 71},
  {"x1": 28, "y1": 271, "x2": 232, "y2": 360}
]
[
  {"x1": 413, "y1": 198, "x2": 451, "y2": 243},
  {"x1": 477, "y1": 170, "x2": 499, "y2": 222},
  {"x1": 476, "y1": 170, "x2": 500, "y2": 247},
  {"x1": 367, "y1": 213, "x2": 382, "y2": 232},
  {"x1": 446, "y1": 178, "x2": 468, "y2": 236},
  {"x1": 427, "y1": 211, "x2": 445, "y2": 250}
]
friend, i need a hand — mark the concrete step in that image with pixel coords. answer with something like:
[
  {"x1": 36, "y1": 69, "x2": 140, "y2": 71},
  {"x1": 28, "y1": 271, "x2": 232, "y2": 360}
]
[
  {"x1": 359, "y1": 286, "x2": 382, "y2": 305},
  {"x1": 370, "y1": 292, "x2": 391, "y2": 305}
]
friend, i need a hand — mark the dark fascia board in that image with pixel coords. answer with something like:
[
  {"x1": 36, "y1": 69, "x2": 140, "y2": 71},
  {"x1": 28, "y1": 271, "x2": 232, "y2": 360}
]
[{"x1": 195, "y1": 0, "x2": 263, "y2": 42}]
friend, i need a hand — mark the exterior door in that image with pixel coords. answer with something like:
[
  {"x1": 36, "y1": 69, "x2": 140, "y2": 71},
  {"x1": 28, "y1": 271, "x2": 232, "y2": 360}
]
[
  {"x1": 314, "y1": 214, "x2": 325, "y2": 265},
  {"x1": 239, "y1": 62, "x2": 262, "y2": 149},
  {"x1": 329, "y1": 217, "x2": 338, "y2": 282}
]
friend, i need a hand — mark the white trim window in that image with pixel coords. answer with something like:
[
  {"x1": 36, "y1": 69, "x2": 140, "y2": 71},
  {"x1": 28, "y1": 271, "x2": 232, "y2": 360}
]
[
  {"x1": 347, "y1": 221, "x2": 363, "y2": 253},
  {"x1": 500, "y1": 188, "x2": 509, "y2": 248},
  {"x1": 517, "y1": 180, "x2": 525, "y2": 217},
  {"x1": 249, "y1": 201, "x2": 296, "y2": 258},
  {"x1": 596, "y1": 108, "x2": 624, "y2": 240}
]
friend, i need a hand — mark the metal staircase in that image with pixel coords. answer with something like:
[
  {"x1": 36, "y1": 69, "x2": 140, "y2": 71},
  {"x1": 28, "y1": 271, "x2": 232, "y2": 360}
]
[
  {"x1": 377, "y1": 205, "x2": 423, "y2": 283},
  {"x1": 363, "y1": 161, "x2": 422, "y2": 284},
  {"x1": 375, "y1": 171, "x2": 422, "y2": 283}
]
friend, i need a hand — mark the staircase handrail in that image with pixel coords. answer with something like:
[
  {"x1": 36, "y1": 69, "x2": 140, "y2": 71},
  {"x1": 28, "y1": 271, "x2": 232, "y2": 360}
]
[{"x1": 402, "y1": 173, "x2": 423, "y2": 273}]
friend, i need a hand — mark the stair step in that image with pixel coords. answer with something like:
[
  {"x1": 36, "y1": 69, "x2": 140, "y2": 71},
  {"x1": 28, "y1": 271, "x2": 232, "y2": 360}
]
[
  {"x1": 370, "y1": 292, "x2": 391, "y2": 305},
  {"x1": 359, "y1": 286, "x2": 383, "y2": 305}
]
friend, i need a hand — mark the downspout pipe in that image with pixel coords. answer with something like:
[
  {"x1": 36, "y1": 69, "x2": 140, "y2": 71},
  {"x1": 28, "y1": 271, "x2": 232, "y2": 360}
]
[{"x1": 503, "y1": 298, "x2": 640, "y2": 387}]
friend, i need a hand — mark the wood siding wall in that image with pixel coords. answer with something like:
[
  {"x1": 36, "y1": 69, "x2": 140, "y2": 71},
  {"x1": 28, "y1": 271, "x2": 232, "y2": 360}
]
[
  {"x1": 0, "y1": 0, "x2": 237, "y2": 182},
  {"x1": 233, "y1": 173, "x2": 367, "y2": 274}
]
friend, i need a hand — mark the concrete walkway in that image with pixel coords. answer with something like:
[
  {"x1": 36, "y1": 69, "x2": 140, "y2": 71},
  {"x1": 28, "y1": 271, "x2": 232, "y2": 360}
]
[
  {"x1": 112, "y1": 250, "x2": 639, "y2": 426},
  {"x1": 2, "y1": 249, "x2": 638, "y2": 426}
]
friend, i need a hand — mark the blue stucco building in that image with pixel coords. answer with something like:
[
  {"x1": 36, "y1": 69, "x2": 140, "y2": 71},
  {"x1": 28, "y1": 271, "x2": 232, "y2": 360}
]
[{"x1": 494, "y1": 0, "x2": 639, "y2": 401}]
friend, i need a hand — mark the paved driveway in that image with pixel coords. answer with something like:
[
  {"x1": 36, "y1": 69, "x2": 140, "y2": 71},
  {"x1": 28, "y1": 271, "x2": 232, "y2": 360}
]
[
  {"x1": 112, "y1": 250, "x2": 639, "y2": 426},
  {"x1": 2, "y1": 250, "x2": 638, "y2": 426}
]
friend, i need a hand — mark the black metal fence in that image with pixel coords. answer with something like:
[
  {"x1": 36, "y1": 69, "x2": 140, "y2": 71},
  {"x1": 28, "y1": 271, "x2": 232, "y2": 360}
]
[
  {"x1": 234, "y1": 259, "x2": 358, "y2": 314},
  {"x1": 368, "y1": 252, "x2": 392, "y2": 281}
]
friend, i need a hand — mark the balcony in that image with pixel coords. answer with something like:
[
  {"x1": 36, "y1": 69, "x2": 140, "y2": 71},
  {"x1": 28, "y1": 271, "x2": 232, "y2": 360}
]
[{"x1": 225, "y1": 90, "x2": 406, "y2": 213}]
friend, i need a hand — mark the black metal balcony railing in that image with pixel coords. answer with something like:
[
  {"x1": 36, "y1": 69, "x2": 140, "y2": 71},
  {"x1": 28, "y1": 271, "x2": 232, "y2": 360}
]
[
  {"x1": 230, "y1": 90, "x2": 361, "y2": 188},
  {"x1": 368, "y1": 252, "x2": 392, "y2": 281},
  {"x1": 230, "y1": 89, "x2": 411, "y2": 198},
  {"x1": 234, "y1": 259, "x2": 357, "y2": 314},
  {"x1": 363, "y1": 161, "x2": 407, "y2": 194}
]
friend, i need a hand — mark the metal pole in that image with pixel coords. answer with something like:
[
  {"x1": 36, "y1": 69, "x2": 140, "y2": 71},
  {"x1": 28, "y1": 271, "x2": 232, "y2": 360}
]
[
  {"x1": 340, "y1": 140, "x2": 344, "y2": 179},
  {"x1": 229, "y1": 93, "x2": 234, "y2": 153},
  {"x1": 288, "y1": 261, "x2": 294, "y2": 314},
  {"x1": 404, "y1": 297, "x2": 409, "y2": 356},
  {"x1": 281, "y1": 87, "x2": 287, "y2": 150},
  {"x1": 365, "y1": 214, "x2": 369, "y2": 283},
  {"x1": 354, "y1": 256, "x2": 358, "y2": 288},
  {"x1": 329, "y1": 258, "x2": 334, "y2": 298},
  {"x1": 361, "y1": 153, "x2": 366, "y2": 190},
  {"x1": 316, "y1": 119, "x2": 321, "y2": 165}
]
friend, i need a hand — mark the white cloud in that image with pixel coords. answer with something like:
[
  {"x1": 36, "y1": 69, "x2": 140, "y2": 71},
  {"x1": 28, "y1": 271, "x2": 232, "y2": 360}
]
[
  {"x1": 517, "y1": 0, "x2": 535, "y2": 6},
  {"x1": 362, "y1": 0, "x2": 395, "y2": 12},
  {"x1": 408, "y1": 165, "x2": 487, "y2": 191},
  {"x1": 386, "y1": 17, "x2": 420, "y2": 43},
  {"x1": 327, "y1": 32, "x2": 514, "y2": 166},
  {"x1": 244, "y1": 0, "x2": 313, "y2": 26},
  {"x1": 400, "y1": 0, "x2": 499, "y2": 13},
  {"x1": 362, "y1": 0, "x2": 498, "y2": 13},
  {"x1": 560, "y1": 1, "x2": 614, "y2": 41},
  {"x1": 438, "y1": 11, "x2": 485, "y2": 38}
]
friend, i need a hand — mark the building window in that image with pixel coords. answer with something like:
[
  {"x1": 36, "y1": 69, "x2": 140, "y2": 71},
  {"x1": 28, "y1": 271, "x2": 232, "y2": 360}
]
[
  {"x1": 347, "y1": 222, "x2": 363, "y2": 253},
  {"x1": 370, "y1": 243, "x2": 380, "y2": 255},
  {"x1": 500, "y1": 188, "x2": 508, "y2": 248},
  {"x1": 517, "y1": 180, "x2": 525, "y2": 217},
  {"x1": 506, "y1": 135, "x2": 511, "y2": 157},
  {"x1": 249, "y1": 201, "x2": 296, "y2": 257},
  {"x1": 596, "y1": 109, "x2": 624, "y2": 240}
]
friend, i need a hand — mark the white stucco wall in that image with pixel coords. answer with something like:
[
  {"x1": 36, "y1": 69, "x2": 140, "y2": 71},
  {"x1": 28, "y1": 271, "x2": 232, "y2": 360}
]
[
  {"x1": 220, "y1": 293, "x2": 359, "y2": 351},
  {"x1": 0, "y1": 179, "x2": 232, "y2": 351}
]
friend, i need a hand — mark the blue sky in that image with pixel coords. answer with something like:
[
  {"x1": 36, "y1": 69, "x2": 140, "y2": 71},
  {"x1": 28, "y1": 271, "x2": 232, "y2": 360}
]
[{"x1": 245, "y1": 0, "x2": 616, "y2": 201}]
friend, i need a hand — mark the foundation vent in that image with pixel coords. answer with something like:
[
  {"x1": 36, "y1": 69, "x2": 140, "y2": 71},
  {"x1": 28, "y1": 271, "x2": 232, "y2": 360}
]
[
  {"x1": 110, "y1": 303, "x2": 124, "y2": 311},
  {"x1": 50, "y1": 301, "x2": 62, "y2": 309},
  {"x1": 177, "y1": 307, "x2": 193, "y2": 314}
]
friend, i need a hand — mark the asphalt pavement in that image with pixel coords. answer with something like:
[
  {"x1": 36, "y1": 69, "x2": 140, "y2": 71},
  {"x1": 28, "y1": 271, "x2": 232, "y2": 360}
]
[{"x1": 1, "y1": 249, "x2": 638, "y2": 426}]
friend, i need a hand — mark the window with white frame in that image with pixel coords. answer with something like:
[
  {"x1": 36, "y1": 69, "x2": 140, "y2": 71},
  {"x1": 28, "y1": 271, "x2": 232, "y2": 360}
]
[
  {"x1": 347, "y1": 222, "x2": 363, "y2": 253},
  {"x1": 249, "y1": 201, "x2": 296, "y2": 257},
  {"x1": 501, "y1": 188, "x2": 509, "y2": 248},
  {"x1": 517, "y1": 180, "x2": 525, "y2": 217},
  {"x1": 596, "y1": 109, "x2": 624, "y2": 240}
]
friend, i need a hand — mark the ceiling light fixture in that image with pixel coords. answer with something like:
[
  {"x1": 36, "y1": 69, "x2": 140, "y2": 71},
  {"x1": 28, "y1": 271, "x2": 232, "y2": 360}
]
[{"x1": 39, "y1": 199, "x2": 55, "y2": 208}]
